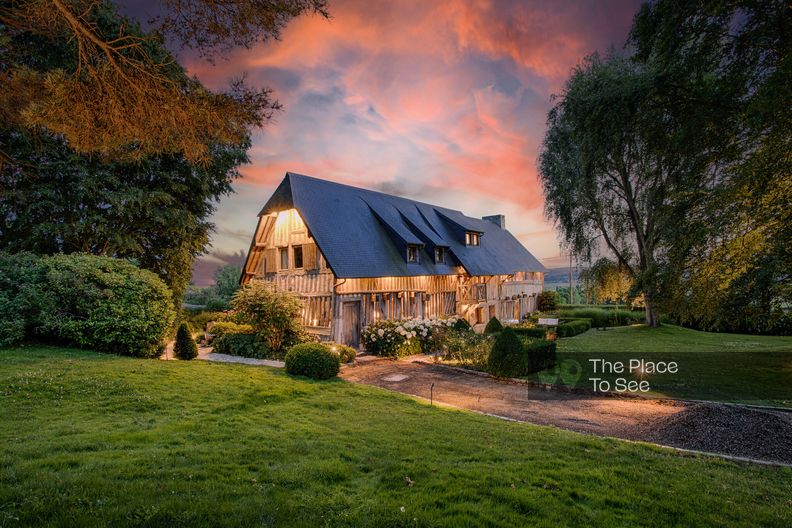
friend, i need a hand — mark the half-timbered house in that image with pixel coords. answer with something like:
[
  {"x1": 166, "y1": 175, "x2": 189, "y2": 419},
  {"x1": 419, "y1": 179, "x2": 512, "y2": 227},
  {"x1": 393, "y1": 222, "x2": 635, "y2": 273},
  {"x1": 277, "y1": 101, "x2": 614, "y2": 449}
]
[{"x1": 240, "y1": 173, "x2": 546, "y2": 347}]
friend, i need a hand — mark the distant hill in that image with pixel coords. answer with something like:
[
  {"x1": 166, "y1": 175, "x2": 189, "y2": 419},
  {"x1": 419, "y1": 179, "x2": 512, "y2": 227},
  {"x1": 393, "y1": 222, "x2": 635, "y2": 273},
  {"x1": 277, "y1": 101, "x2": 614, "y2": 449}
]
[{"x1": 543, "y1": 266, "x2": 580, "y2": 287}]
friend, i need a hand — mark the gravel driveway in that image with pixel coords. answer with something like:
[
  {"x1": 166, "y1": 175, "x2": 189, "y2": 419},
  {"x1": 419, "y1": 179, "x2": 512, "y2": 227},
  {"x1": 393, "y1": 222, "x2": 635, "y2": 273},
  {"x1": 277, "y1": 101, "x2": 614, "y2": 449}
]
[{"x1": 341, "y1": 356, "x2": 792, "y2": 465}]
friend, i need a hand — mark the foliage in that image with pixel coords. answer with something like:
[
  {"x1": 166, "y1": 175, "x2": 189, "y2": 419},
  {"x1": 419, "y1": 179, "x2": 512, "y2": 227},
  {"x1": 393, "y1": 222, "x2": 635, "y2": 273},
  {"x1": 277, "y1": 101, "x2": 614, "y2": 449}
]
[
  {"x1": 362, "y1": 317, "x2": 460, "y2": 358},
  {"x1": 230, "y1": 280, "x2": 308, "y2": 355},
  {"x1": 440, "y1": 331, "x2": 494, "y2": 371},
  {"x1": 557, "y1": 308, "x2": 643, "y2": 328},
  {"x1": 328, "y1": 343, "x2": 357, "y2": 364},
  {"x1": 184, "y1": 264, "x2": 242, "y2": 309},
  {"x1": 579, "y1": 258, "x2": 634, "y2": 305},
  {"x1": 510, "y1": 327, "x2": 547, "y2": 339},
  {"x1": 483, "y1": 316, "x2": 503, "y2": 334},
  {"x1": 208, "y1": 321, "x2": 254, "y2": 338},
  {"x1": 559, "y1": 304, "x2": 628, "y2": 310},
  {"x1": 284, "y1": 343, "x2": 339, "y2": 380},
  {"x1": 211, "y1": 333, "x2": 271, "y2": 359},
  {"x1": 183, "y1": 310, "x2": 227, "y2": 333},
  {"x1": 556, "y1": 319, "x2": 592, "y2": 338},
  {"x1": 0, "y1": 251, "x2": 49, "y2": 346},
  {"x1": 488, "y1": 328, "x2": 556, "y2": 377},
  {"x1": 0, "y1": 129, "x2": 249, "y2": 306},
  {"x1": 40, "y1": 254, "x2": 176, "y2": 358},
  {"x1": 174, "y1": 323, "x2": 198, "y2": 360},
  {"x1": 0, "y1": 0, "x2": 327, "y2": 163},
  {"x1": 452, "y1": 317, "x2": 472, "y2": 332},
  {"x1": 537, "y1": 291, "x2": 559, "y2": 312}
]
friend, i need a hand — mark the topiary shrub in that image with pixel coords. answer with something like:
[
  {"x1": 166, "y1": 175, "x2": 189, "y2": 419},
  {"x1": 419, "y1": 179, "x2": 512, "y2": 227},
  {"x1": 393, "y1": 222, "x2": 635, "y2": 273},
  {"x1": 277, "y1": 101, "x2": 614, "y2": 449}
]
[
  {"x1": 484, "y1": 316, "x2": 504, "y2": 334},
  {"x1": 487, "y1": 327, "x2": 556, "y2": 377},
  {"x1": 537, "y1": 290, "x2": 559, "y2": 312},
  {"x1": 487, "y1": 327, "x2": 524, "y2": 377},
  {"x1": 285, "y1": 343, "x2": 340, "y2": 380},
  {"x1": 452, "y1": 317, "x2": 473, "y2": 332},
  {"x1": 174, "y1": 322, "x2": 198, "y2": 360},
  {"x1": 42, "y1": 254, "x2": 175, "y2": 358},
  {"x1": 329, "y1": 343, "x2": 357, "y2": 363},
  {"x1": 557, "y1": 319, "x2": 591, "y2": 337}
]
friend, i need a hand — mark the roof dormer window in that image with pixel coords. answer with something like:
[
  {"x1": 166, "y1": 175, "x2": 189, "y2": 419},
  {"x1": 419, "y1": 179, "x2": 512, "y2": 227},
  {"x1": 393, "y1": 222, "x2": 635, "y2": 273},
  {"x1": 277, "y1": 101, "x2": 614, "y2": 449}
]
[
  {"x1": 407, "y1": 245, "x2": 420, "y2": 263},
  {"x1": 465, "y1": 231, "x2": 480, "y2": 246},
  {"x1": 434, "y1": 247, "x2": 446, "y2": 264}
]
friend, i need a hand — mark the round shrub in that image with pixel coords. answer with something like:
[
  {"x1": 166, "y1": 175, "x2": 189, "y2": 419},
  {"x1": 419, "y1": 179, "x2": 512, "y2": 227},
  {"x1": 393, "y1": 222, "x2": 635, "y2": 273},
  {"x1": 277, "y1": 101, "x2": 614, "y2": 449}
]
[
  {"x1": 42, "y1": 254, "x2": 175, "y2": 358},
  {"x1": 329, "y1": 343, "x2": 357, "y2": 363},
  {"x1": 285, "y1": 343, "x2": 340, "y2": 380},
  {"x1": 174, "y1": 322, "x2": 198, "y2": 360},
  {"x1": 484, "y1": 316, "x2": 504, "y2": 334}
]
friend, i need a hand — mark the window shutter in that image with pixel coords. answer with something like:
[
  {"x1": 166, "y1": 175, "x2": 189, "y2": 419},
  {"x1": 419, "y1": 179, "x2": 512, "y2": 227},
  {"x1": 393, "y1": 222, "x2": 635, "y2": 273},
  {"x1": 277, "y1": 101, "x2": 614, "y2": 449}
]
[
  {"x1": 263, "y1": 248, "x2": 277, "y2": 273},
  {"x1": 303, "y1": 243, "x2": 319, "y2": 271}
]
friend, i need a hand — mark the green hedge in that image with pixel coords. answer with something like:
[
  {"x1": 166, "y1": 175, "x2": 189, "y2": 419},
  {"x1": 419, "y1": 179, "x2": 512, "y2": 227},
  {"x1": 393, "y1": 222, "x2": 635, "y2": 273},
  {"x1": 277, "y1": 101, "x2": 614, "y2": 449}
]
[
  {"x1": 559, "y1": 304, "x2": 628, "y2": 310},
  {"x1": 557, "y1": 308, "x2": 644, "y2": 328},
  {"x1": 556, "y1": 319, "x2": 592, "y2": 337},
  {"x1": 285, "y1": 343, "x2": 340, "y2": 380},
  {"x1": 212, "y1": 333, "x2": 273, "y2": 359},
  {"x1": 510, "y1": 326, "x2": 547, "y2": 339},
  {"x1": 487, "y1": 328, "x2": 556, "y2": 377},
  {"x1": 0, "y1": 252, "x2": 175, "y2": 357},
  {"x1": 209, "y1": 321, "x2": 254, "y2": 338}
]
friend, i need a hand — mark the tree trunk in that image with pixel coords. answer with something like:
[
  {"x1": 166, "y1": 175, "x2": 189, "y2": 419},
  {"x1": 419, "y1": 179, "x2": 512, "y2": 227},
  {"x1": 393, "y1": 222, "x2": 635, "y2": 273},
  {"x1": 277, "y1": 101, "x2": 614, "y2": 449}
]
[{"x1": 644, "y1": 293, "x2": 659, "y2": 327}]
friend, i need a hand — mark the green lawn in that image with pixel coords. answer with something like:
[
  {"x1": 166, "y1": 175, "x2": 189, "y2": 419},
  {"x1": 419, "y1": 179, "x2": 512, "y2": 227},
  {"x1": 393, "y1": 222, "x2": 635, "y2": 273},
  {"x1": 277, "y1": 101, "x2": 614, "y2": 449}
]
[
  {"x1": 535, "y1": 325, "x2": 792, "y2": 407},
  {"x1": 1, "y1": 347, "x2": 791, "y2": 527}
]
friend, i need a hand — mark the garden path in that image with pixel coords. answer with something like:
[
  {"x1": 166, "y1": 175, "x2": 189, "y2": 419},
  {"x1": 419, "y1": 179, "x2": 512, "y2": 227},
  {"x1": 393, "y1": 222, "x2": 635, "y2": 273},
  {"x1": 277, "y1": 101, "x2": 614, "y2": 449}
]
[{"x1": 340, "y1": 356, "x2": 792, "y2": 465}]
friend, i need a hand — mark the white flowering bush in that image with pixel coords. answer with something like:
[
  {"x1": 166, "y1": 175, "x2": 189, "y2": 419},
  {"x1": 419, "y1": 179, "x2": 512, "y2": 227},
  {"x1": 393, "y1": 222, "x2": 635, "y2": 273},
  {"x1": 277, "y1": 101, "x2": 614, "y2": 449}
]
[{"x1": 362, "y1": 316, "x2": 461, "y2": 358}]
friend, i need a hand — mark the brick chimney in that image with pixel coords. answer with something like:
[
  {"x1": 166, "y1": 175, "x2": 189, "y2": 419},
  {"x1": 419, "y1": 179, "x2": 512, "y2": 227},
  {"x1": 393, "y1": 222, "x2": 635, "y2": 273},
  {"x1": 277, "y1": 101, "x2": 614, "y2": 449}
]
[{"x1": 482, "y1": 214, "x2": 505, "y2": 229}]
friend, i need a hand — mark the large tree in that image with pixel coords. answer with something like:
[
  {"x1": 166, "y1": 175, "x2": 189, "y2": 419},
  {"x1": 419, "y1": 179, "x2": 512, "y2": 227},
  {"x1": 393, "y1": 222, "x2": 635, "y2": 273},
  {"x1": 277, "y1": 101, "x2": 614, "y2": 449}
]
[
  {"x1": 628, "y1": 0, "x2": 791, "y2": 333},
  {"x1": 0, "y1": 129, "x2": 248, "y2": 305},
  {"x1": 538, "y1": 53, "x2": 717, "y2": 326},
  {"x1": 0, "y1": 0, "x2": 327, "y2": 164}
]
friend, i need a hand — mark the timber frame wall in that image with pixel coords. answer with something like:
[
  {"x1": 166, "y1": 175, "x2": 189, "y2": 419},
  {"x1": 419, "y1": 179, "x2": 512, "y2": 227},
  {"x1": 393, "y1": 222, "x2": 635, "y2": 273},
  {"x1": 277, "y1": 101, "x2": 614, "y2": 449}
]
[{"x1": 242, "y1": 208, "x2": 544, "y2": 345}]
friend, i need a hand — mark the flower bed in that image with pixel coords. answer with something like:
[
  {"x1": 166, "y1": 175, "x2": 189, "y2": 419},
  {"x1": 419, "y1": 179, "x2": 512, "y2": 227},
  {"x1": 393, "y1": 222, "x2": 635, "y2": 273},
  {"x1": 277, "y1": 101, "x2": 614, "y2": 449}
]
[{"x1": 363, "y1": 316, "x2": 461, "y2": 358}]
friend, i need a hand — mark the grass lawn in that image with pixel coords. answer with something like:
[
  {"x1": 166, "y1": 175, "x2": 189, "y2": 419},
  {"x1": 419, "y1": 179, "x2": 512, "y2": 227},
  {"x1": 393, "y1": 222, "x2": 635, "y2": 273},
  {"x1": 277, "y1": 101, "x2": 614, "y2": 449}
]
[
  {"x1": 1, "y1": 348, "x2": 791, "y2": 527},
  {"x1": 534, "y1": 325, "x2": 792, "y2": 407}
]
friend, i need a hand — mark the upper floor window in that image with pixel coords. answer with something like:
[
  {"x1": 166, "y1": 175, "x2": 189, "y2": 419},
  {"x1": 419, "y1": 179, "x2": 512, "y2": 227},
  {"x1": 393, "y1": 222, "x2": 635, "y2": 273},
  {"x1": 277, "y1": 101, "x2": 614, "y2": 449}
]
[
  {"x1": 407, "y1": 245, "x2": 420, "y2": 263},
  {"x1": 279, "y1": 247, "x2": 289, "y2": 270},
  {"x1": 293, "y1": 245, "x2": 304, "y2": 269},
  {"x1": 435, "y1": 247, "x2": 446, "y2": 264},
  {"x1": 465, "y1": 231, "x2": 480, "y2": 246}
]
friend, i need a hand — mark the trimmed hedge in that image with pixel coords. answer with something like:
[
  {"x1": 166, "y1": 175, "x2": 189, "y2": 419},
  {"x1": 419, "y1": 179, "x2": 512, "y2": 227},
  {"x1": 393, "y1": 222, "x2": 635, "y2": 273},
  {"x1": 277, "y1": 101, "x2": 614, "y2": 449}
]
[
  {"x1": 484, "y1": 316, "x2": 504, "y2": 334},
  {"x1": 212, "y1": 333, "x2": 272, "y2": 359},
  {"x1": 559, "y1": 304, "x2": 628, "y2": 310},
  {"x1": 285, "y1": 343, "x2": 340, "y2": 380},
  {"x1": 487, "y1": 327, "x2": 557, "y2": 377},
  {"x1": 209, "y1": 321, "x2": 254, "y2": 338},
  {"x1": 174, "y1": 322, "x2": 198, "y2": 360},
  {"x1": 510, "y1": 326, "x2": 547, "y2": 339},
  {"x1": 556, "y1": 319, "x2": 591, "y2": 337},
  {"x1": 557, "y1": 308, "x2": 644, "y2": 328}
]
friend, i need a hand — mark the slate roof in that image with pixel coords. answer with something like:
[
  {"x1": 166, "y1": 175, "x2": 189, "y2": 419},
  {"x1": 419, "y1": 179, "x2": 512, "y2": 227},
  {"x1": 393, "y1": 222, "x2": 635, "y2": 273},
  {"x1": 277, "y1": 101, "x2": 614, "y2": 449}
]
[{"x1": 258, "y1": 172, "x2": 546, "y2": 279}]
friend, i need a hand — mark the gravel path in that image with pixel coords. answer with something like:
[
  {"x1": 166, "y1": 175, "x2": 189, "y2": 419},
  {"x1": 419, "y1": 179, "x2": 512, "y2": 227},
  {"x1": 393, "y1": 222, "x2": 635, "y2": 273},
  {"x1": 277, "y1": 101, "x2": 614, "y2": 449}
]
[{"x1": 341, "y1": 356, "x2": 792, "y2": 464}]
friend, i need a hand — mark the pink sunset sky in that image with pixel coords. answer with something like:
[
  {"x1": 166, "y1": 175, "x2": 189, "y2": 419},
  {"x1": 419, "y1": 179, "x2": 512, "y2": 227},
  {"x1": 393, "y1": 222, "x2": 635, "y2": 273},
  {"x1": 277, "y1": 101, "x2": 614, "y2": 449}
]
[{"x1": 130, "y1": 0, "x2": 643, "y2": 284}]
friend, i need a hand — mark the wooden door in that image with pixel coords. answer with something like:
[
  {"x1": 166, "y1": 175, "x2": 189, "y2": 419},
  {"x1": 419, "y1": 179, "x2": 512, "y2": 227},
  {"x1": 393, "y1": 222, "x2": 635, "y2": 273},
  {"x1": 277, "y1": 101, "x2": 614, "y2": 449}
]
[{"x1": 342, "y1": 301, "x2": 361, "y2": 348}]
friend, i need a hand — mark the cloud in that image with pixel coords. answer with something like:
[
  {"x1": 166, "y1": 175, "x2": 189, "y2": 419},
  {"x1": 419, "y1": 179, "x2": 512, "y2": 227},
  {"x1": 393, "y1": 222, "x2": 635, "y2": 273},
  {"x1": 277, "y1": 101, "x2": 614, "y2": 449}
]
[{"x1": 177, "y1": 0, "x2": 642, "y2": 268}]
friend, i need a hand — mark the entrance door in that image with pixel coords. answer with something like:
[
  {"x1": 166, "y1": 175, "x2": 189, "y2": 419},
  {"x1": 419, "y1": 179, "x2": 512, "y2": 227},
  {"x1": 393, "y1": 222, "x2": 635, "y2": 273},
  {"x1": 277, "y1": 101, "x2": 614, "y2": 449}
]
[{"x1": 342, "y1": 301, "x2": 361, "y2": 348}]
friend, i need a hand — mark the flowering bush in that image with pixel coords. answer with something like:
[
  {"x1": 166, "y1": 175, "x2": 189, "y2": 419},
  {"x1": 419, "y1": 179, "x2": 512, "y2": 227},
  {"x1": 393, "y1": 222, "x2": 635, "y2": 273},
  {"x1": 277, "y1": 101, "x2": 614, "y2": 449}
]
[{"x1": 362, "y1": 316, "x2": 461, "y2": 358}]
